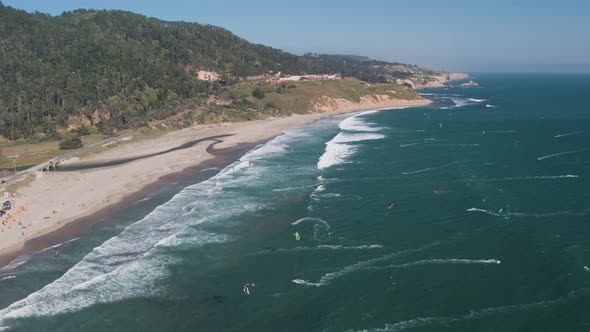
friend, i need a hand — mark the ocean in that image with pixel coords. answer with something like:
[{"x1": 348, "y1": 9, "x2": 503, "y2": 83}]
[{"x1": 0, "y1": 73, "x2": 589, "y2": 331}]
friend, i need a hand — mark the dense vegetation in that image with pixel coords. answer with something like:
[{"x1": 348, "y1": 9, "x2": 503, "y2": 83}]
[
  {"x1": 0, "y1": 2, "x2": 441, "y2": 140},
  {"x1": 59, "y1": 136, "x2": 83, "y2": 150}
]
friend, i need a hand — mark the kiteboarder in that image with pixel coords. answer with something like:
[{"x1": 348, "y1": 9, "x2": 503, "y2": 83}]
[
  {"x1": 387, "y1": 203, "x2": 393, "y2": 209},
  {"x1": 433, "y1": 187, "x2": 439, "y2": 194},
  {"x1": 53, "y1": 247, "x2": 59, "y2": 257},
  {"x1": 243, "y1": 283, "x2": 255, "y2": 295},
  {"x1": 499, "y1": 207, "x2": 510, "y2": 219},
  {"x1": 294, "y1": 232, "x2": 301, "y2": 241},
  {"x1": 249, "y1": 161, "x2": 253, "y2": 167}
]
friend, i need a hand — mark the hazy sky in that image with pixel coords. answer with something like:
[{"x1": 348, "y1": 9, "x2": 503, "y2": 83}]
[{"x1": 4, "y1": 0, "x2": 590, "y2": 72}]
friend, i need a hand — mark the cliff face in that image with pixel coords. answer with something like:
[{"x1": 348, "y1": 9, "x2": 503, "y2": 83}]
[
  {"x1": 312, "y1": 94, "x2": 431, "y2": 113},
  {"x1": 396, "y1": 72, "x2": 469, "y2": 89}
]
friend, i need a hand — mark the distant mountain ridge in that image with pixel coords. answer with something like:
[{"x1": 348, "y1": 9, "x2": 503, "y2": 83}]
[{"x1": 0, "y1": 2, "x2": 462, "y2": 140}]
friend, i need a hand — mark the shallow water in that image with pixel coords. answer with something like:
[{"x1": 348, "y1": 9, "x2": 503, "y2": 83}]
[{"x1": 0, "y1": 73, "x2": 590, "y2": 331}]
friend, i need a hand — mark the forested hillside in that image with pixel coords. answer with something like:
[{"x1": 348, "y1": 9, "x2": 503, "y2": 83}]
[{"x1": 0, "y1": 3, "x2": 448, "y2": 140}]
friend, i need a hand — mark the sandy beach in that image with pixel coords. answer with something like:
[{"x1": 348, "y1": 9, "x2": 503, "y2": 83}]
[{"x1": 0, "y1": 97, "x2": 431, "y2": 266}]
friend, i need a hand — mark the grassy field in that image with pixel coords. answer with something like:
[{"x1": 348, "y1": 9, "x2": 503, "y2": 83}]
[
  {"x1": 0, "y1": 135, "x2": 108, "y2": 170},
  {"x1": 207, "y1": 78, "x2": 421, "y2": 122}
]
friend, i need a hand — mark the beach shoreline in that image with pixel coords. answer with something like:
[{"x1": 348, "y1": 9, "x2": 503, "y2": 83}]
[{"x1": 0, "y1": 97, "x2": 431, "y2": 268}]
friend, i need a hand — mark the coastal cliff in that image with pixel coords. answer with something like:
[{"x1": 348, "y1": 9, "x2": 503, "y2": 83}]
[
  {"x1": 313, "y1": 94, "x2": 430, "y2": 113},
  {"x1": 396, "y1": 72, "x2": 469, "y2": 89}
]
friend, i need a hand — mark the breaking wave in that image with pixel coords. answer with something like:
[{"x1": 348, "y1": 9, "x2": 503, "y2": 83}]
[
  {"x1": 318, "y1": 111, "x2": 387, "y2": 169},
  {"x1": 0, "y1": 127, "x2": 306, "y2": 329}
]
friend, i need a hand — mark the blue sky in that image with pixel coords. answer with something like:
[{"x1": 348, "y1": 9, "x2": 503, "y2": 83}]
[{"x1": 4, "y1": 0, "x2": 590, "y2": 72}]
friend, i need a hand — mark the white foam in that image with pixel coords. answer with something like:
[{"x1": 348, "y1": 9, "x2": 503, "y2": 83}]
[
  {"x1": 0, "y1": 127, "x2": 306, "y2": 327},
  {"x1": 317, "y1": 133, "x2": 384, "y2": 169},
  {"x1": 1, "y1": 276, "x2": 16, "y2": 281},
  {"x1": 333, "y1": 132, "x2": 385, "y2": 143},
  {"x1": 554, "y1": 131, "x2": 580, "y2": 138},
  {"x1": 314, "y1": 185, "x2": 326, "y2": 193},
  {"x1": 449, "y1": 97, "x2": 473, "y2": 108},
  {"x1": 155, "y1": 231, "x2": 229, "y2": 249},
  {"x1": 339, "y1": 116, "x2": 384, "y2": 132},
  {"x1": 317, "y1": 138, "x2": 357, "y2": 169},
  {"x1": 466, "y1": 208, "x2": 503, "y2": 217},
  {"x1": 468, "y1": 98, "x2": 486, "y2": 102},
  {"x1": 537, "y1": 149, "x2": 586, "y2": 161},
  {"x1": 318, "y1": 193, "x2": 342, "y2": 198},
  {"x1": 292, "y1": 279, "x2": 322, "y2": 287},
  {"x1": 291, "y1": 217, "x2": 329, "y2": 227},
  {"x1": 485, "y1": 104, "x2": 496, "y2": 108},
  {"x1": 317, "y1": 112, "x2": 388, "y2": 170}
]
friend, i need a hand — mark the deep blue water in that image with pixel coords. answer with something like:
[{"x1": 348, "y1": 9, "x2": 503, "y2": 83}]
[{"x1": 0, "y1": 73, "x2": 589, "y2": 331}]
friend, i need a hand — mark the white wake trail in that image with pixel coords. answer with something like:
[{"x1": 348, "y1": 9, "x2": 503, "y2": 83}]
[
  {"x1": 554, "y1": 131, "x2": 580, "y2": 138},
  {"x1": 347, "y1": 288, "x2": 589, "y2": 332},
  {"x1": 537, "y1": 150, "x2": 585, "y2": 161}
]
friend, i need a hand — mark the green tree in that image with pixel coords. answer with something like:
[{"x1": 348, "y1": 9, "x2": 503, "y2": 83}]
[
  {"x1": 59, "y1": 136, "x2": 83, "y2": 150},
  {"x1": 252, "y1": 88, "x2": 265, "y2": 99}
]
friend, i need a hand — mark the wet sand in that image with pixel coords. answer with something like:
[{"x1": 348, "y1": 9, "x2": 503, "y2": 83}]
[{"x1": 0, "y1": 138, "x2": 266, "y2": 268}]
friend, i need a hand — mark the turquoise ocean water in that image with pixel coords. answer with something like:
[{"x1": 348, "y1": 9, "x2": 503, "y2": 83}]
[{"x1": 0, "y1": 73, "x2": 589, "y2": 331}]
